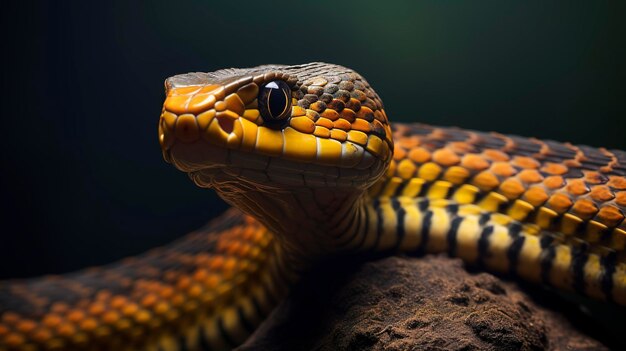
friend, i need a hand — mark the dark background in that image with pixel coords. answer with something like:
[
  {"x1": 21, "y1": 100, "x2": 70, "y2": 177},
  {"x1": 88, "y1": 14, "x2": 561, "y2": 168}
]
[{"x1": 0, "y1": 1, "x2": 624, "y2": 279}]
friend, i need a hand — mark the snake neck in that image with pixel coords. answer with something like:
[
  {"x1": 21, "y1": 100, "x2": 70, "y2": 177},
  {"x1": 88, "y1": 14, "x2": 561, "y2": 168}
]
[{"x1": 215, "y1": 185, "x2": 366, "y2": 261}]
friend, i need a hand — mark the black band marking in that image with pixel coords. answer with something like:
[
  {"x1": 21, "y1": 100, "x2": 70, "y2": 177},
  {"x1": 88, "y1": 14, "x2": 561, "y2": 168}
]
[
  {"x1": 601, "y1": 252, "x2": 617, "y2": 303},
  {"x1": 508, "y1": 222, "x2": 522, "y2": 238},
  {"x1": 479, "y1": 212, "x2": 491, "y2": 226},
  {"x1": 507, "y1": 235, "x2": 526, "y2": 276},
  {"x1": 418, "y1": 198, "x2": 430, "y2": 211},
  {"x1": 416, "y1": 210, "x2": 433, "y2": 254},
  {"x1": 446, "y1": 216, "x2": 464, "y2": 257},
  {"x1": 391, "y1": 198, "x2": 406, "y2": 250},
  {"x1": 571, "y1": 247, "x2": 588, "y2": 294},
  {"x1": 539, "y1": 244, "x2": 556, "y2": 284},
  {"x1": 477, "y1": 225, "x2": 494, "y2": 266},
  {"x1": 539, "y1": 234, "x2": 554, "y2": 249},
  {"x1": 446, "y1": 203, "x2": 460, "y2": 215}
]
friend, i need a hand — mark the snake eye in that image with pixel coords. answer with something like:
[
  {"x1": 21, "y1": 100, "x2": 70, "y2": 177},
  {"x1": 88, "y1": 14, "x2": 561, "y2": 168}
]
[{"x1": 258, "y1": 80, "x2": 292, "y2": 122}]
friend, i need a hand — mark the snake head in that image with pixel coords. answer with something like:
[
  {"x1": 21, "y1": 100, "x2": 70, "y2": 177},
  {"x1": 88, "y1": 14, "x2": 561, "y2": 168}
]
[{"x1": 159, "y1": 63, "x2": 393, "y2": 193}]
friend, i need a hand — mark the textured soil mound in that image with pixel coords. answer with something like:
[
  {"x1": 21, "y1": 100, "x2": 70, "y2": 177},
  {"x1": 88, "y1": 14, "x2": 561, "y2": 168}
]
[{"x1": 239, "y1": 255, "x2": 613, "y2": 351}]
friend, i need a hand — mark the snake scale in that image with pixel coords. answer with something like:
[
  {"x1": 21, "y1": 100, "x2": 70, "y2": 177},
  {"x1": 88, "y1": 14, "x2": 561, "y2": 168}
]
[{"x1": 1, "y1": 62, "x2": 625, "y2": 351}]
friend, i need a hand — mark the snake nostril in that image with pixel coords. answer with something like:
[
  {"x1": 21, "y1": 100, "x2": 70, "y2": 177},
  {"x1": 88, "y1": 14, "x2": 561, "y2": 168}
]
[{"x1": 217, "y1": 115, "x2": 234, "y2": 134}]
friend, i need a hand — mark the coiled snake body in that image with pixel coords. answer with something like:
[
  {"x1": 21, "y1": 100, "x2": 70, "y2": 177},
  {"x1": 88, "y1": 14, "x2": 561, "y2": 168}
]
[{"x1": 1, "y1": 63, "x2": 625, "y2": 350}]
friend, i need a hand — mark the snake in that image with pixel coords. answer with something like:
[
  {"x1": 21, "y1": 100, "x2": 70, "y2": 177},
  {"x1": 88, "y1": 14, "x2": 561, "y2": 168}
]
[{"x1": 1, "y1": 62, "x2": 625, "y2": 351}]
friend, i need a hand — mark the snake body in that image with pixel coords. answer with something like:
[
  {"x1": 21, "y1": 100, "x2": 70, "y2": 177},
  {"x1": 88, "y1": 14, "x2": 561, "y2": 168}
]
[{"x1": 1, "y1": 62, "x2": 625, "y2": 350}]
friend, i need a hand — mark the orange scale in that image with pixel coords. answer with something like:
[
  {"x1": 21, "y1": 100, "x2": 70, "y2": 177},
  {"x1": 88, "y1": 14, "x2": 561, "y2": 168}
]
[
  {"x1": 608, "y1": 175, "x2": 626, "y2": 190},
  {"x1": 15, "y1": 320, "x2": 37, "y2": 334},
  {"x1": 499, "y1": 178, "x2": 526, "y2": 199},
  {"x1": 518, "y1": 169, "x2": 543, "y2": 184},
  {"x1": 158, "y1": 286, "x2": 175, "y2": 299},
  {"x1": 56, "y1": 322, "x2": 76, "y2": 337},
  {"x1": 204, "y1": 275, "x2": 221, "y2": 289},
  {"x1": 523, "y1": 187, "x2": 549, "y2": 207},
  {"x1": 543, "y1": 175, "x2": 565, "y2": 189},
  {"x1": 566, "y1": 179, "x2": 589, "y2": 196},
  {"x1": 512, "y1": 156, "x2": 540, "y2": 169},
  {"x1": 227, "y1": 242, "x2": 243, "y2": 255},
  {"x1": 170, "y1": 293, "x2": 185, "y2": 307},
  {"x1": 571, "y1": 199, "x2": 599, "y2": 220},
  {"x1": 179, "y1": 274, "x2": 195, "y2": 288},
  {"x1": 584, "y1": 171, "x2": 608, "y2": 184},
  {"x1": 192, "y1": 269, "x2": 209, "y2": 281},
  {"x1": 236, "y1": 243, "x2": 251, "y2": 256},
  {"x1": 66, "y1": 310, "x2": 85, "y2": 324},
  {"x1": 408, "y1": 147, "x2": 432, "y2": 164},
  {"x1": 341, "y1": 108, "x2": 356, "y2": 122},
  {"x1": 490, "y1": 162, "x2": 517, "y2": 177},
  {"x1": 590, "y1": 185, "x2": 615, "y2": 202},
  {"x1": 461, "y1": 154, "x2": 490, "y2": 171},
  {"x1": 547, "y1": 193, "x2": 573, "y2": 213},
  {"x1": 222, "y1": 257, "x2": 238, "y2": 272},
  {"x1": 153, "y1": 302, "x2": 171, "y2": 316},
  {"x1": 251, "y1": 231, "x2": 266, "y2": 242},
  {"x1": 540, "y1": 162, "x2": 568, "y2": 175},
  {"x1": 596, "y1": 206, "x2": 625, "y2": 227},
  {"x1": 121, "y1": 304, "x2": 139, "y2": 317},
  {"x1": 87, "y1": 302, "x2": 106, "y2": 317},
  {"x1": 31, "y1": 328, "x2": 53, "y2": 343},
  {"x1": 352, "y1": 118, "x2": 371, "y2": 133},
  {"x1": 482, "y1": 149, "x2": 509, "y2": 162},
  {"x1": 208, "y1": 257, "x2": 225, "y2": 270},
  {"x1": 140, "y1": 294, "x2": 159, "y2": 309},
  {"x1": 79, "y1": 318, "x2": 99, "y2": 332},
  {"x1": 472, "y1": 171, "x2": 500, "y2": 191},
  {"x1": 616, "y1": 192, "x2": 626, "y2": 207},
  {"x1": 432, "y1": 148, "x2": 460, "y2": 167},
  {"x1": 187, "y1": 284, "x2": 204, "y2": 298},
  {"x1": 320, "y1": 109, "x2": 340, "y2": 121},
  {"x1": 109, "y1": 296, "x2": 128, "y2": 310}
]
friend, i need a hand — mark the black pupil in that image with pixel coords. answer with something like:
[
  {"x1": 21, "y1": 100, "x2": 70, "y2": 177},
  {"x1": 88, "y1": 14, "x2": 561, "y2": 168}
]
[{"x1": 261, "y1": 80, "x2": 290, "y2": 120}]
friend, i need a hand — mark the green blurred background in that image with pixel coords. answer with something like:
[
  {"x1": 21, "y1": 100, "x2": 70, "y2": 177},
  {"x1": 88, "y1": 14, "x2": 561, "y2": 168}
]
[{"x1": 0, "y1": 1, "x2": 624, "y2": 279}]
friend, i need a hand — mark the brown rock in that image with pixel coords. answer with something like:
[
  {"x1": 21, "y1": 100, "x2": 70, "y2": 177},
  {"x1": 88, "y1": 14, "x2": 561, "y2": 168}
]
[{"x1": 239, "y1": 256, "x2": 618, "y2": 351}]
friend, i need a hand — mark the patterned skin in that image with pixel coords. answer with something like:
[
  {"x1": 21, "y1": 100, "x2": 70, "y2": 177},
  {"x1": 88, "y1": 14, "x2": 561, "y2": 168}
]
[{"x1": 0, "y1": 63, "x2": 624, "y2": 350}]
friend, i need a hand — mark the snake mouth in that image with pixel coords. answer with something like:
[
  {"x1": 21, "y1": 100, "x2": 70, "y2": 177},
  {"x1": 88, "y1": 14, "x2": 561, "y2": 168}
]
[{"x1": 166, "y1": 137, "x2": 385, "y2": 190}]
